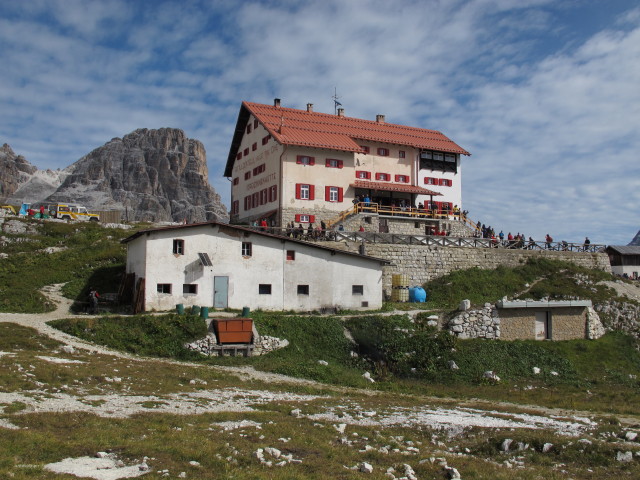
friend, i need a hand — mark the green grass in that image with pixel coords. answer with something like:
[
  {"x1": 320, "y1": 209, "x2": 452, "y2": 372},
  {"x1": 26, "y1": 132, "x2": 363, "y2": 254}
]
[
  {"x1": 46, "y1": 312, "x2": 640, "y2": 414},
  {"x1": 49, "y1": 313, "x2": 208, "y2": 359},
  {"x1": 0, "y1": 219, "x2": 136, "y2": 313}
]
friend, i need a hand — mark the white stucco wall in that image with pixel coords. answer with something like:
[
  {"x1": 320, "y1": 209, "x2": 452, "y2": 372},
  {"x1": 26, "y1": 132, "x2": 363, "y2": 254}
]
[
  {"x1": 125, "y1": 224, "x2": 383, "y2": 312},
  {"x1": 417, "y1": 156, "x2": 462, "y2": 210},
  {"x1": 230, "y1": 114, "x2": 283, "y2": 221}
]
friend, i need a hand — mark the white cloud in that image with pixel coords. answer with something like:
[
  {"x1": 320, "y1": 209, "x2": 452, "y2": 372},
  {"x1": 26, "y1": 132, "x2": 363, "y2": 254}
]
[{"x1": 1, "y1": 0, "x2": 638, "y2": 244}]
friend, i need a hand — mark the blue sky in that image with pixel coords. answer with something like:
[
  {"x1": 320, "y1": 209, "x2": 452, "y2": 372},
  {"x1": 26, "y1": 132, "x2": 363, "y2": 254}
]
[{"x1": 1, "y1": 0, "x2": 638, "y2": 245}]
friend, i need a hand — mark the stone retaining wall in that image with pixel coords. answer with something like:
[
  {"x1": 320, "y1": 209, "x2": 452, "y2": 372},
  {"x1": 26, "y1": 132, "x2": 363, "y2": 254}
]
[{"x1": 331, "y1": 243, "x2": 611, "y2": 297}]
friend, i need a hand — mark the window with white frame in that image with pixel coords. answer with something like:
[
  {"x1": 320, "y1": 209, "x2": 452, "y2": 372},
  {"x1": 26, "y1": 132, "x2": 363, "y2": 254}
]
[
  {"x1": 242, "y1": 242, "x2": 252, "y2": 257},
  {"x1": 157, "y1": 283, "x2": 172, "y2": 294}
]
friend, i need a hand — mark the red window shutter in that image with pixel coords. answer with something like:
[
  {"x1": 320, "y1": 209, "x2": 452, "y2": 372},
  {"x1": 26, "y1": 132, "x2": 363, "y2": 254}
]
[
  {"x1": 309, "y1": 157, "x2": 315, "y2": 166},
  {"x1": 439, "y1": 179, "x2": 445, "y2": 186},
  {"x1": 295, "y1": 214, "x2": 301, "y2": 222},
  {"x1": 366, "y1": 171, "x2": 371, "y2": 179},
  {"x1": 309, "y1": 185, "x2": 315, "y2": 200},
  {"x1": 394, "y1": 175, "x2": 400, "y2": 182},
  {"x1": 375, "y1": 173, "x2": 381, "y2": 181},
  {"x1": 325, "y1": 159, "x2": 331, "y2": 167},
  {"x1": 338, "y1": 187, "x2": 343, "y2": 202},
  {"x1": 338, "y1": 160, "x2": 343, "y2": 169},
  {"x1": 325, "y1": 186, "x2": 331, "y2": 201},
  {"x1": 309, "y1": 215, "x2": 315, "y2": 223},
  {"x1": 295, "y1": 184, "x2": 301, "y2": 199}
]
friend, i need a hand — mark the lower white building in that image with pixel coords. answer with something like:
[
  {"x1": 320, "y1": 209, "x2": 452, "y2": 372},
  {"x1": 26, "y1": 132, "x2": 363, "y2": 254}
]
[{"x1": 122, "y1": 222, "x2": 387, "y2": 312}]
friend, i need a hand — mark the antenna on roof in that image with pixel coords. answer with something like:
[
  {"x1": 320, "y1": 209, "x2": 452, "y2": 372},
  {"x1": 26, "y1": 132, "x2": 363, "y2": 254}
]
[{"x1": 332, "y1": 87, "x2": 342, "y2": 115}]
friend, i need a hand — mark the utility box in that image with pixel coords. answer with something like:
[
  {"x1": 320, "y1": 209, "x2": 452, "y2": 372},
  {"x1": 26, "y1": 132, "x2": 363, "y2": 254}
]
[{"x1": 211, "y1": 318, "x2": 253, "y2": 344}]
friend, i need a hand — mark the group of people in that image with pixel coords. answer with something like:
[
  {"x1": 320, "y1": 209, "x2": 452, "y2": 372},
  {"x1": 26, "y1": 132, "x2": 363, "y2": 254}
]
[
  {"x1": 474, "y1": 222, "x2": 592, "y2": 251},
  {"x1": 284, "y1": 220, "x2": 332, "y2": 241},
  {"x1": 351, "y1": 195, "x2": 465, "y2": 220}
]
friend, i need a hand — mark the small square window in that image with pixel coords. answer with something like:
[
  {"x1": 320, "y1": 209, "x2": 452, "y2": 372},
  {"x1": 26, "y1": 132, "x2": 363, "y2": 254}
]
[
  {"x1": 399, "y1": 150, "x2": 406, "y2": 158},
  {"x1": 362, "y1": 146, "x2": 370, "y2": 153},
  {"x1": 254, "y1": 119, "x2": 259, "y2": 128},
  {"x1": 259, "y1": 284, "x2": 272, "y2": 295},
  {"x1": 377, "y1": 148, "x2": 389, "y2": 156},
  {"x1": 183, "y1": 284, "x2": 198, "y2": 294},
  {"x1": 173, "y1": 239, "x2": 184, "y2": 255},
  {"x1": 244, "y1": 147, "x2": 249, "y2": 156},
  {"x1": 286, "y1": 250, "x2": 295, "y2": 260},
  {"x1": 352, "y1": 285, "x2": 364, "y2": 295},
  {"x1": 242, "y1": 242, "x2": 252, "y2": 257},
  {"x1": 157, "y1": 283, "x2": 172, "y2": 294},
  {"x1": 233, "y1": 177, "x2": 239, "y2": 185},
  {"x1": 297, "y1": 285, "x2": 309, "y2": 295}
]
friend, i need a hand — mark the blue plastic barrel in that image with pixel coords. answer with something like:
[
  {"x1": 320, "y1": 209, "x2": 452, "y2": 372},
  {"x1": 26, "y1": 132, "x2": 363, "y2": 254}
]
[
  {"x1": 409, "y1": 286, "x2": 427, "y2": 303},
  {"x1": 176, "y1": 304, "x2": 185, "y2": 315},
  {"x1": 200, "y1": 306, "x2": 209, "y2": 319}
]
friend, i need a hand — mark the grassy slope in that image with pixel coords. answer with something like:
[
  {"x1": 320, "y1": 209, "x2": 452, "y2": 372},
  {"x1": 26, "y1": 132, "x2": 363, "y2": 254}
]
[{"x1": 0, "y1": 219, "x2": 138, "y2": 313}]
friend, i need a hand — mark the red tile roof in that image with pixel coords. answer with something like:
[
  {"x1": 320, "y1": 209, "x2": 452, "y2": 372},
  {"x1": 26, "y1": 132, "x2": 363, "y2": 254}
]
[
  {"x1": 245, "y1": 101, "x2": 470, "y2": 155},
  {"x1": 224, "y1": 101, "x2": 470, "y2": 176},
  {"x1": 351, "y1": 180, "x2": 442, "y2": 196}
]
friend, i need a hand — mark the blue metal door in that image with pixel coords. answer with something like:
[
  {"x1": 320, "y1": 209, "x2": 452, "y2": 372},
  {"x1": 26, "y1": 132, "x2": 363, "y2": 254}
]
[{"x1": 213, "y1": 276, "x2": 228, "y2": 308}]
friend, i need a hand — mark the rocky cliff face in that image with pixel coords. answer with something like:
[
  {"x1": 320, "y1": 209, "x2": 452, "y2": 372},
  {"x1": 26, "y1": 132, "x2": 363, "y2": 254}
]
[
  {"x1": 629, "y1": 231, "x2": 640, "y2": 246},
  {"x1": 1, "y1": 128, "x2": 228, "y2": 223},
  {"x1": 0, "y1": 144, "x2": 38, "y2": 201}
]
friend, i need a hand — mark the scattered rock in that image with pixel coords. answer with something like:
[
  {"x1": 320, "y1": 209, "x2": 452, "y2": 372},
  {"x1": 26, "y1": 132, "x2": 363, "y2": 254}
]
[
  {"x1": 542, "y1": 443, "x2": 553, "y2": 453},
  {"x1": 625, "y1": 431, "x2": 637, "y2": 442},
  {"x1": 483, "y1": 371, "x2": 501, "y2": 383},
  {"x1": 448, "y1": 360, "x2": 459, "y2": 370},
  {"x1": 500, "y1": 438, "x2": 513, "y2": 452},
  {"x1": 363, "y1": 372, "x2": 375, "y2": 383},
  {"x1": 317, "y1": 360, "x2": 328, "y2": 366},
  {"x1": 445, "y1": 465, "x2": 461, "y2": 479},
  {"x1": 290, "y1": 408, "x2": 302, "y2": 417},
  {"x1": 359, "y1": 462, "x2": 373, "y2": 473},
  {"x1": 616, "y1": 451, "x2": 633, "y2": 463},
  {"x1": 532, "y1": 367, "x2": 541, "y2": 375}
]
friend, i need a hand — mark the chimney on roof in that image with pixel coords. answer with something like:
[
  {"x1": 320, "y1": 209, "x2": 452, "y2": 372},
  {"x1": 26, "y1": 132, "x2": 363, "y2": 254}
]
[
  {"x1": 274, "y1": 98, "x2": 281, "y2": 107},
  {"x1": 306, "y1": 103, "x2": 313, "y2": 112},
  {"x1": 337, "y1": 108, "x2": 344, "y2": 117},
  {"x1": 376, "y1": 114, "x2": 385, "y2": 123}
]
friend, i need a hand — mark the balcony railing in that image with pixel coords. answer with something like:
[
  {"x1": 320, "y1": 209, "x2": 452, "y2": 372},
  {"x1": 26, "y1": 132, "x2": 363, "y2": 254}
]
[{"x1": 245, "y1": 225, "x2": 605, "y2": 253}]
